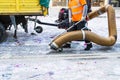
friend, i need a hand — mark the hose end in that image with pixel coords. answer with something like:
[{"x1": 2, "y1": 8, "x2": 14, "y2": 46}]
[{"x1": 49, "y1": 42, "x2": 59, "y2": 50}]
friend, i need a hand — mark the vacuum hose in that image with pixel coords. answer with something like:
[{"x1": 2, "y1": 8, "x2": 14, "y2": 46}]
[{"x1": 50, "y1": 5, "x2": 117, "y2": 50}]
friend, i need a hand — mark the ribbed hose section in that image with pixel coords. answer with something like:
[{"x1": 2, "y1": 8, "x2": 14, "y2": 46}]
[{"x1": 52, "y1": 31, "x2": 116, "y2": 48}]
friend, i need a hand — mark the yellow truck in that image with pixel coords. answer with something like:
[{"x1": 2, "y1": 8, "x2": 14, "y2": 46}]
[
  {"x1": 0, "y1": 0, "x2": 50, "y2": 42},
  {"x1": 0, "y1": 0, "x2": 49, "y2": 15}
]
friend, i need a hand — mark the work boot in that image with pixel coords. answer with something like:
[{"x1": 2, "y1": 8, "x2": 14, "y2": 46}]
[
  {"x1": 84, "y1": 43, "x2": 92, "y2": 50},
  {"x1": 62, "y1": 42, "x2": 71, "y2": 48}
]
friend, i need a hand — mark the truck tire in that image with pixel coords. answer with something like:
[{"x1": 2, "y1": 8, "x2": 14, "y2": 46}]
[{"x1": 0, "y1": 22, "x2": 7, "y2": 43}]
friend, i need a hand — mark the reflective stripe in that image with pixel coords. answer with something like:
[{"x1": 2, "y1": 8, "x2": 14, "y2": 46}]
[
  {"x1": 72, "y1": 10, "x2": 82, "y2": 15},
  {"x1": 71, "y1": 4, "x2": 82, "y2": 9},
  {"x1": 76, "y1": 0, "x2": 81, "y2": 5},
  {"x1": 71, "y1": 0, "x2": 82, "y2": 9},
  {"x1": 71, "y1": 0, "x2": 83, "y2": 15}
]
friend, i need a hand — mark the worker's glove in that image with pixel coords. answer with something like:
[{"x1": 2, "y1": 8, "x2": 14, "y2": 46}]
[
  {"x1": 58, "y1": 19, "x2": 69, "y2": 29},
  {"x1": 85, "y1": 15, "x2": 89, "y2": 21}
]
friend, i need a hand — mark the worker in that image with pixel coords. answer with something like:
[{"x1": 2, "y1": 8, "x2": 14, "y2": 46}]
[{"x1": 62, "y1": 0, "x2": 93, "y2": 50}]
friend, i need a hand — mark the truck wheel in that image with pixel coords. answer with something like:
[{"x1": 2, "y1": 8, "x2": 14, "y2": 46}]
[{"x1": 0, "y1": 23, "x2": 7, "y2": 43}]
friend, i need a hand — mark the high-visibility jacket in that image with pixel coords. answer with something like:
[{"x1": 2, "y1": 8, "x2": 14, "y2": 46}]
[{"x1": 69, "y1": 0, "x2": 86, "y2": 21}]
